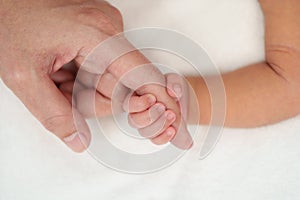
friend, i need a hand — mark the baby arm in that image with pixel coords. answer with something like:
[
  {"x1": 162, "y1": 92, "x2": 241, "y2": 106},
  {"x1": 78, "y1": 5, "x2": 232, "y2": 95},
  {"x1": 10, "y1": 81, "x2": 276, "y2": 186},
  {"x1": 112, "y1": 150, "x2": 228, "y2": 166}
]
[
  {"x1": 186, "y1": 0, "x2": 300, "y2": 127},
  {"x1": 128, "y1": 0, "x2": 300, "y2": 136}
]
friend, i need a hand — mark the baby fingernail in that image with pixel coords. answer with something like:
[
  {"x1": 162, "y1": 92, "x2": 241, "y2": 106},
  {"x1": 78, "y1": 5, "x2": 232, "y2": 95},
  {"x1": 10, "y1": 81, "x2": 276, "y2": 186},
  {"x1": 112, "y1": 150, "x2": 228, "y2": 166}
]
[
  {"x1": 167, "y1": 112, "x2": 175, "y2": 121},
  {"x1": 167, "y1": 130, "x2": 174, "y2": 137}
]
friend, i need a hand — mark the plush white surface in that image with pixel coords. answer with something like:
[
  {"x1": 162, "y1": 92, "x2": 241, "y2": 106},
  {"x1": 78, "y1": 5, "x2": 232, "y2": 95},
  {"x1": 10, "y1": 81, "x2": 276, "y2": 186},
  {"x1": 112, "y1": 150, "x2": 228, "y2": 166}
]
[{"x1": 1, "y1": 0, "x2": 300, "y2": 199}]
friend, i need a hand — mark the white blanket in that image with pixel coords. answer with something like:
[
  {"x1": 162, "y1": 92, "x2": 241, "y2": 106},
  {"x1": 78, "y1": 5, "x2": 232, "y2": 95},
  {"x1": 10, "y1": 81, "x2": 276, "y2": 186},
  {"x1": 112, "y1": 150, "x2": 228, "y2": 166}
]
[{"x1": 1, "y1": 0, "x2": 300, "y2": 199}]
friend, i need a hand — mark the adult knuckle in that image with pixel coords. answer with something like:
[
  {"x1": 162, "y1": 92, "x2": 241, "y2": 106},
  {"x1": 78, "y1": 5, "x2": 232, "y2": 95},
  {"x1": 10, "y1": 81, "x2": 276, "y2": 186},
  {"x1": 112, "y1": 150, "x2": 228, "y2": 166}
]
[
  {"x1": 111, "y1": 6, "x2": 123, "y2": 25},
  {"x1": 77, "y1": 7, "x2": 120, "y2": 35}
]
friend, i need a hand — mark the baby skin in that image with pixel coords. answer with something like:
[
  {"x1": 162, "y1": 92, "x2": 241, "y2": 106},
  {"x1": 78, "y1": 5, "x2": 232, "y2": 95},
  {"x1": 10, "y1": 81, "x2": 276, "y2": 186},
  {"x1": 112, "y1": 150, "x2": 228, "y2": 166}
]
[
  {"x1": 106, "y1": 50, "x2": 193, "y2": 149},
  {"x1": 126, "y1": 0, "x2": 300, "y2": 146}
]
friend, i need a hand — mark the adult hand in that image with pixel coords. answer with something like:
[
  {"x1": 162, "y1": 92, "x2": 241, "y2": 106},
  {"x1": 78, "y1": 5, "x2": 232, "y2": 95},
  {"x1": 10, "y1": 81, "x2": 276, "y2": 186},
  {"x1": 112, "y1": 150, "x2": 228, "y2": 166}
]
[
  {"x1": 0, "y1": 0, "x2": 192, "y2": 152},
  {"x1": 0, "y1": 0, "x2": 124, "y2": 152}
]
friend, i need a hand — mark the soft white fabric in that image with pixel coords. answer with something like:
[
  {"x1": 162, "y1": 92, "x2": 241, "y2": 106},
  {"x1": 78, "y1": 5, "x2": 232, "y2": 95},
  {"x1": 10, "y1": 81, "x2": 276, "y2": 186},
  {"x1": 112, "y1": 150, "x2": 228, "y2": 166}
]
[{"x1": 1, "y1": 0, "x2": 300, "y2": 199}]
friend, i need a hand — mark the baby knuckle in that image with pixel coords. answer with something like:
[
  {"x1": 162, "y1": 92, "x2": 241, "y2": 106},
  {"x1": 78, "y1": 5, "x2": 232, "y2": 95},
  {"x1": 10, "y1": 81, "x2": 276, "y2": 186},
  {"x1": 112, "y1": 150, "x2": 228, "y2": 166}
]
[
  {"x1": 132, "y1": 98, "x2": 145, "y2": 109},
  {"x1": 138, "y1": 115, "x2": 151, "y2": 127},
  {"x1": 129, "y1": 114, "x2": 149, "y2": 128},
  {"x1": 145, "y1": 114, "x2": 152, "y2": 124}
]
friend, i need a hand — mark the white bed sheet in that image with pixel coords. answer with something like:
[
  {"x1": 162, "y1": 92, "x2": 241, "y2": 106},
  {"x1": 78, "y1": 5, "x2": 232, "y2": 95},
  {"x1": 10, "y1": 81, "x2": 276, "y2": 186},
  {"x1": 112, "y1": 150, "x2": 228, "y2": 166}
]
[{"x1": 1, "y1": 0, "x2": 300, "y2": 199}]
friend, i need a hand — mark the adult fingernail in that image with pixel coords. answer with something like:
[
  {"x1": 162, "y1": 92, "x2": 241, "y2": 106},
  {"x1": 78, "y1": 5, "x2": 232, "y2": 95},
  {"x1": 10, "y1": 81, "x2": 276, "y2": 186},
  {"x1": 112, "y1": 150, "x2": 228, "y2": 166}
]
[
  {"x1": 173, "y1": 84, "x2": 182, "y2": 97},
  {"x1": 63, "y1": 132, "x2": 78, "y2": 143},
  {"x1": 78, "y1": 132, "x2": 89, "y2": 147},
  {"x1": 63, "y1": 132, "x2": 89, "y2": 150}
]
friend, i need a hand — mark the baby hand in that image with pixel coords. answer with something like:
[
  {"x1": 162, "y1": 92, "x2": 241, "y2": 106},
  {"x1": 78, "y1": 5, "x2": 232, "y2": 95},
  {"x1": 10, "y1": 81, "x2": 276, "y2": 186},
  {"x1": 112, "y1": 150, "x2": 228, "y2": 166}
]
[{"x1": 124, "y1": 73, "x2": 193, "y2": 149}]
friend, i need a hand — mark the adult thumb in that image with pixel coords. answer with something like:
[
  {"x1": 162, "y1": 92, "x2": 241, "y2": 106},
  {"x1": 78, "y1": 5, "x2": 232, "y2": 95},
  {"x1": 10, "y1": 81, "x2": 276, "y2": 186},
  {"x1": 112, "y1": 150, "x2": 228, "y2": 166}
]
[{"x1": 4, "y1": 71, "x2": 91, "y2": 153}]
